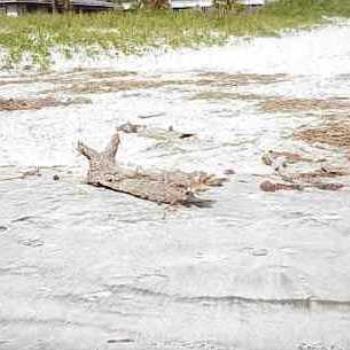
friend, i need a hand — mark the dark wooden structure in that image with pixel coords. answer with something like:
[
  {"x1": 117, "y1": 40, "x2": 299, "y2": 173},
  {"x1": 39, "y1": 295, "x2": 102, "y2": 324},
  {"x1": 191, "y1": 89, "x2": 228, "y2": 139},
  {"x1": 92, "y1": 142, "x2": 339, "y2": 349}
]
[
  {"x1": 0, "y1": 0, "x2": 138, "y2": 15},
  {"x1": 0, "y1": 0, "x2": 269, "y2": 14}
]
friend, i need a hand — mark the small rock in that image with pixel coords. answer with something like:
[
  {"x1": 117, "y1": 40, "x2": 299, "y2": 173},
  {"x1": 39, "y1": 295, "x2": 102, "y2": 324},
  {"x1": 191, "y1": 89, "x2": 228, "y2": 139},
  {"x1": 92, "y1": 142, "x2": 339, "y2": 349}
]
[
  {"x1": 21, "y1": 239, "x2": 44, "y2": 248},
  {"x1": 178, "y1": 132, "x2": 195, "y2": 139},
  {"x1": 117, "y1": 122, "x2": 144, "y2": 134},
  {"x1": 107, "y1": 339, "x2": 134, "y2": 344},
  {"x1": 252, "y1": 249, "x2": 269, "y2": 257},
  {"x1": 53, "y1": 174, "x2": 60, "y2": 181},
  {"x1": 260, "y1": 180, "x2": 277, "y2": 192},
  {"x1": 224, "y1": 169, "x2": 235, "y2": 175},
  {"x1": 261, "y1": 152, "x2": 273, "y2": 166}
]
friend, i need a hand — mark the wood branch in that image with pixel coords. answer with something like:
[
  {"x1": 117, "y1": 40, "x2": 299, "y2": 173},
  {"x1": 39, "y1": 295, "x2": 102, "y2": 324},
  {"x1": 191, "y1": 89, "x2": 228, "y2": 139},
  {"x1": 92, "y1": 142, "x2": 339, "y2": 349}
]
[
  {"x1": 77, "y1": 141, "x2": 99, "y2": 160},
  {"x1": 78, "y1": 131, "x2": 226, "y2": 206},
  {"x1": 260, "y1": 149, "x2": 348, "y2": 192},
  {"x1": 117, "y1": 122, "x2": 196, "y2": 141},
  {"x1": 0, "y1": 168, "x2": 41, "y2": 182},
  {"x1": 103, "y1": 131, "x2": 120, "y2": 160}
]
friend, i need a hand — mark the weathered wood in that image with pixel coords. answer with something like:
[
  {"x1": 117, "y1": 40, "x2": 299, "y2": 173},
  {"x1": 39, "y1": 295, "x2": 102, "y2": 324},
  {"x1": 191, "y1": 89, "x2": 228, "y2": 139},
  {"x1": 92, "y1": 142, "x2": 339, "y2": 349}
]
[
  {"x1": 260, "y1": 150, "x2": 349, "y2": 192},
  {"x1": 117, "y1": 121, "x2": 196, "y2": 141},
  {"x1": 0, "y1": 168, "x2": 41, "y2": 182},
  {"x1": 78, "y1": 131, "x2": 225, "y2": 206}
]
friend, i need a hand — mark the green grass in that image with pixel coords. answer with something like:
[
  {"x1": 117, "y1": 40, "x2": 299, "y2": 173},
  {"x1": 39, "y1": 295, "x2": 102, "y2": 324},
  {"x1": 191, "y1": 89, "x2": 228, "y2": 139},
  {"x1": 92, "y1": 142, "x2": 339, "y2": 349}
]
[{"x1": 0, "y1": 0, "x2": 349, "y2": 69}]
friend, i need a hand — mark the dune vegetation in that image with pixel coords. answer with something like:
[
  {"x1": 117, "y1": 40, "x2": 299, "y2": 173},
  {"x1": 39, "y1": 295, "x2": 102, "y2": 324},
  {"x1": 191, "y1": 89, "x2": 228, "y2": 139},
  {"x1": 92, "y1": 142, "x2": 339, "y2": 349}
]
[{"x1": 0, "y1": 0, "x2": 349, "y2": 69}]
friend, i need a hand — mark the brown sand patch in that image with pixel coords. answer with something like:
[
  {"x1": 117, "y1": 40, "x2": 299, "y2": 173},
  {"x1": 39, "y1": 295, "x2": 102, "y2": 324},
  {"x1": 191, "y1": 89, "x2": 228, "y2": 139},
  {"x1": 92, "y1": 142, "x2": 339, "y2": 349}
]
[
  {"x1": 0, "y1": 96, "x2": 90, "y2": 111},
  {"x1": 0, "y1": 70, "x2": 137, "y2": 87},
  {"x1": 64, "y1": 78, "x2": 193, "y2": 94},
  {"x1": 1, "y1": 71, "x2": 288, "y2": 96},
  {"x1": 64, "y1": 72, "x2": 288, "y2": 95},
  {"x1": 261, "y1": 97, "x2": 350, "y2": 113},
  {"x1": 197, "y1": 72, "x2": 288, "y2": 87},
  {"x1": 0, "y1": 97, "x2": 61, "y2": 111},
  {"x1": 86, "y1": 70, "x2": 137, "y2": 79},
  {"x1": 0, "y1": 78, "x2": 39, "y2": 87},
  {"x1": 281, "y1": 166, "x2": 350, "y2": 181},
  {"x1": 295, "y1": 120, "x2": 350, "y2": 148},
  {"x1": 190, "y1": 91, "x2": 266, "y2": 101},
  {"x1": 33, "y1": 71, "x2": 289, "y2": 96},
  {"x1": 335, "y1": 73, "x2": 350, "y2": 81},
  {"x1": 66, "y1": 79, "x2": 165, "y2": 93}
]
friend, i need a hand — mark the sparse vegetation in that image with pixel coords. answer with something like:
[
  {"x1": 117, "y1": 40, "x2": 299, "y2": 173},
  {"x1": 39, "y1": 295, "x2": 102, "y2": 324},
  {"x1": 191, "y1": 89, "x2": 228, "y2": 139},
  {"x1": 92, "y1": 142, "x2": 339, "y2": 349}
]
[{"x1": 0, "y1": 0, "x2": 349, "y2": 69}]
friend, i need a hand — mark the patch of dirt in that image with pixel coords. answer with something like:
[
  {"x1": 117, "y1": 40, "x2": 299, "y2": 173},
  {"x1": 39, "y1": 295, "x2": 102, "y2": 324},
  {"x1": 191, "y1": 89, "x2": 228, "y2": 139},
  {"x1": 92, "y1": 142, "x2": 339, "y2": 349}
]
[
  {"x1": 260, "y1": 180, "x2": 302, "y2": 192},
  {"x1": 0, "y1": 97, "x2": 61, "y2": 111},
  {"x1": 2, "y1": 71, "x2": 289, "y2": 97},
  {"x1": 189, "y1": 91, "x2": 266, "y2": 101},
  {"x1": 0, "y1": 96, "x2": 90, "y2": 111},
  {"x1": 64, "y1": 79, "x2": 176, "y2": 94},
  {"x1": 282, "y1": 166, "x2": 350, "y2": 181},
  {"x1": 335, "y1": 73, "x2": 350, "y2": 81},
  {"x1": 295, "y1": 120, "x2": 350, "y2": 148},
  {"x1": 50, "y1": 72, "x2": 288, "y2": 95},
  {"x1": 260, "y1": 97, "x2": 350, "y2": 113},
  {"x1": 0, "y1": 70, "x2": 137, "y2": 87},
  {"x1": 197, "y1": 72, "x2": 288, "y2": 87},
  {"x1": 0, "y1": 79, "x2": 33, "y2": 87},
  {"x1": 86, "y1": 70, "x2": 137, "y2": 79}
]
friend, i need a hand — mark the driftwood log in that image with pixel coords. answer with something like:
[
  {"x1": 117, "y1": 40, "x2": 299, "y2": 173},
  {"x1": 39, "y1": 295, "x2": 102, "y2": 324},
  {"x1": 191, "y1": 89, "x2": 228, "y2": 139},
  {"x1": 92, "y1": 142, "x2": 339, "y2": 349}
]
[
  {"x1": 78, "y1": 131, "x2": 225, "y2": 206},
  {"x1": 260, "y1": 150, "x2": 348, "y2": 192}
]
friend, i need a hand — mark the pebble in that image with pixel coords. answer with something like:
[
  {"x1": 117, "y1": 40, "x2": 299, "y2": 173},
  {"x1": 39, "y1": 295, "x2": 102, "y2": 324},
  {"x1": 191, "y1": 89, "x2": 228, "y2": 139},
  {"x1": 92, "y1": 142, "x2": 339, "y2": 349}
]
[
  {"x1": 107, "y1": 339, "x2": 134, "y2": 344},
  {"x1": 252, "y1": 249, "x2": 269, "y2": 257},
  {"x1": 21, "y1": 239, "x2": 44, "y2": 248},
  {"x1": 224, "y1": 168, "x2": 235, "y2": 175}
]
